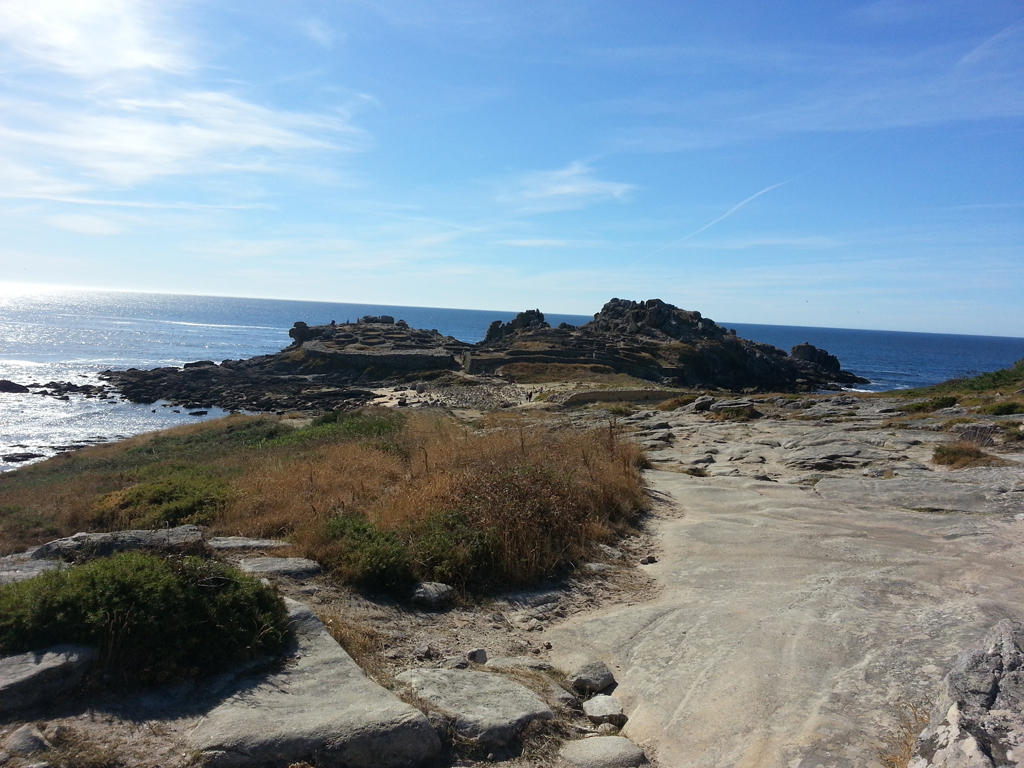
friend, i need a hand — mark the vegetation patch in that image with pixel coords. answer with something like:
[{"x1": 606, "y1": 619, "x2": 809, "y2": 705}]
[
  {"x1": 656, "y1": 395, "x2": 698, "y2": 411},
  {"x1": 978, "y1": 401, "x2": 1024, "y2": 416},
  {"x1": 905, "y1": 358, "x2": 1024, "y2": 396},
  {"x1": 0, "y1": 411, "x2": 646, "y2": 596},
  {"x1": 932, "y1": 440, "x2": 1005, "y2": 469},
  {"x1": 704, "y1": 405, "x2": 759, "y2": 422},
  {"x1": 903, "y1": 396, "x2": 957, "y2": 413},
  {"x1": 0, "y1": 551, "x2": 288, "y2": 685}
]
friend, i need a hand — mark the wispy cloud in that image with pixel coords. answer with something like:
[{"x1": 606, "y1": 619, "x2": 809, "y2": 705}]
[
  {"x1": 0, "y1": 1, "x2": 371, "y2": 199},
  {"x1": 47, "y1": 213, "x2": 121, "y2": 235},
  {"x1": 499, "y1": 162, "x2": 635, "y2": 213},
  {"x1": 299, "y1": 18, "x2": 339, "y2": 49},
  {"x1": 0, "y1": 0, "x2": 187, "y2": 78}
]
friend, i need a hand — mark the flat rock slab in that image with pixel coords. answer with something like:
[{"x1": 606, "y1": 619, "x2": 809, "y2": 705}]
[
  {"x1": 0, "y1": 645, "x2": 97, "y2": 715},
  {"x1": 206, "y1": 537, "x2": 291, "y2": 551},
  {"x1": 559, "y1": 736, "x2": 647, "y2": 768},
  {"x1": 394, "y1": 667, "x2": 554, "y2": 748},
  {"x1": 547, "y1": 469, "x2": 1024, "y2": 768},
  {"x1": 0, "y1": 554, "x2": 63, "y2": 585},
  {"x1": 187, "y1": 599, "x2": 440, "y2": 768},
  {"x1": 237, "y1": 557, "x2": 322, "y2": 579},
  {"x1": 30, "y1": 525, "x2": 205, "y2": 561},
  {"x1": 815, "y1": 476, "x2": 1024, "y2": 516}
]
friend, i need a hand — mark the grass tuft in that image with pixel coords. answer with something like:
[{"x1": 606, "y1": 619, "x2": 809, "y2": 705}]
[{"x1": 932, "y1": 439, "x2": 1004, "y2": 469}]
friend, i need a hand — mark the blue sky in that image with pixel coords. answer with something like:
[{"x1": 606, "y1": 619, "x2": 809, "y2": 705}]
[{"x1": 0, "y1": 1, "x2": 1021, "y2": 335}]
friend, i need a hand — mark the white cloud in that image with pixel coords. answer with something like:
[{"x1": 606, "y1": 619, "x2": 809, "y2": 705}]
[
  {"x1": 0, "y1": 0, "x2": 187, "y2": 78},
  {"x1": 47, "y1": 213, "x2": 121, "y2": 235},
  {"x1": 501, "y1": 162, "x2": 635, "y2": 212},
  {"x1": 0, "y1": 92, "x2": 370, "y2": 188}
]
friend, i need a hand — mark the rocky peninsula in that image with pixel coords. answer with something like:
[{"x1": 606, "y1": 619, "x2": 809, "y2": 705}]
[{"x1": 99, "y1": 298, "x2": 867, "y2": 412}]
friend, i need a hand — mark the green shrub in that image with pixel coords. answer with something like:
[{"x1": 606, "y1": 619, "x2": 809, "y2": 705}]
[
  {"x1": 932, "y1": 441, "x2": 1001, "y2": 469},
  {"x1": 904, "y1": 396, "x2": 958, "y2": 413},
  {"x1": 0, "y1": 552, "x2": 289, "y2": 685},
  {"x1": 89, "y1": 468, "x2": 229, "y2": 529},
  {"x1": 979, "y1": 401, "x2": 1024, "y2": 416},
  {"x1": 318, "y1": 514, "x2": 413, "y2": 591}
]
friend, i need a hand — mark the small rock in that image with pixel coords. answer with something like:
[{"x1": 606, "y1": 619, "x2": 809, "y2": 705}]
[
  {"x1": 583, "y1": 694, "x2": 628, "y2": 727},
  {"x1": 4, "y1": 725, "x2": 51, "y2": 756},
  {"x1": 414, "y1": 643, "x2": 437, "y2": 661},
  {"x1": 567, "y1": 660, "x2": 616, "y2": 694},
  {"x1": 442, "y1": 657, "x2": 469, "y2": 669},
  {"x1": 411, "y1": 582, "x2": 455, "y2": 610},
  {"x1": 467, "y1": 648, "x2": 488, "y2": 664},
  {"x1": 596, "y1": 722, "x2": 619, "y2": 735},
  {"x1": 584, "y1": 562, "x2": 612, "y2": 574},
  {"x1": 639, "y1": 556, "x2": 657, "y2": 565},
  {"x1": 559, "y1": 735, "x2": 646, "y2": 767}
]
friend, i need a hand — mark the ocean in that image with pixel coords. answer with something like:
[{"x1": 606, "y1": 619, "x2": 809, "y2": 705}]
[{"x1": 2, "y1": 288, "x2": 1023, "y2": 471}]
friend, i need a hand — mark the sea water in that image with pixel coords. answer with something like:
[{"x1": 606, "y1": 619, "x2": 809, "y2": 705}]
[{"x1": 2, "y1": 288, "x2": 1023, "y2": 470}]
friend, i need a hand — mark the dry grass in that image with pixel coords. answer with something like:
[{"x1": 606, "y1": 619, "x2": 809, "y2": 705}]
[
  {"x1": 932, "y1": 439, "x2": 1008, "y2": 469},
  {"x1": 877, "y1": 702, "x2": 930, "y2": 768},
  {"x1": 497, "y1": 362, "x2": 653, "y2": 387},
  {"x1": 1, "y1": 410, "x2": 646, "y2": 594}
]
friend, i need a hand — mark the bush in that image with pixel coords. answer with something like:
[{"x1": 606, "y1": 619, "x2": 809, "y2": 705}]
[
  {"x1": 0, "y1": 552, "x2": 289, "y2": 685},
  {"x1": 979, "y1": 401, "x2": 1024, "y2": 416},
  {"x1": 88, "y1": 468, "x2": 229, "y2": 529},
  {"x1": 904, "y1": 396, "x2": 958, "y2": 413}
]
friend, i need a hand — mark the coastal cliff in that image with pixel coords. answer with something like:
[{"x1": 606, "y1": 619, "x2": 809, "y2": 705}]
[{"x1": 100, "y1": 298, "x2": 867, "y2": 411}]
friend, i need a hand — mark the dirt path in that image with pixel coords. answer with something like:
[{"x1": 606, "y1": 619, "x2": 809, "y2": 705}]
[{"x1": 546, "y1": 402, "x2": 1024, "y2": 767}]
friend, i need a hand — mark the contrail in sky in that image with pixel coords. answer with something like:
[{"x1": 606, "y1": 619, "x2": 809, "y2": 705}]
[{"x1": 629, "y1": 177, "x2": 796, "y2": 267}]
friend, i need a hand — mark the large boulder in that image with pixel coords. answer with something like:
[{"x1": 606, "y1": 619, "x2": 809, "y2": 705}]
[{"x1": 187, "y1": 599, "x2": 441, "y2": 768}]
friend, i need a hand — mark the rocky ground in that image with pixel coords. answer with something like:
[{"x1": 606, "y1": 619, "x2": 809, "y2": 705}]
[{"x1": 2, "y1": 393, "x2": 1023, "y2": 767}]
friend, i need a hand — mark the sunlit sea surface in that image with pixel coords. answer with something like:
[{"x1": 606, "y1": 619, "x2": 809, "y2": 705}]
[{"x1": 3, "y1": 289, "x2": 1023, "y2": 470}]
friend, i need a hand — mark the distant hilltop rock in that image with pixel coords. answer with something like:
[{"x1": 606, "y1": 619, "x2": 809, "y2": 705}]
[{"x1": 100, "y1": 298, "x2": 868, "y2": 412}]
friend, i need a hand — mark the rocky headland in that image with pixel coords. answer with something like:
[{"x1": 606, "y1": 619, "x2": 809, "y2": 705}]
[{"x1": 96, "y1": 298, "x2": 867, "y2": 413}]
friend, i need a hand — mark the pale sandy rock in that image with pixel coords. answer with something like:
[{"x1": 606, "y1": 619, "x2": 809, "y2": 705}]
[
  {"x1": 29, "y1": 525, "x2": 204, "y2": 560},
  {"x1": 0, "y1": 644, "x2": 97, "y2": 714},
  {"x1": 394, "y1": 667, "x2": 553, "y2": 747},
  {"x1": 583, "y1": 695, "x2": 627, "y2": 727},
  {"x1": 559, "y1": 735, "x2": 646, "y2": 767},
  {"x1": 236, "y1": 557, "x2": 322, "y2": 579},
  {"x1": 187, "y1": 599, "x2": 440, "y2": 768},
  {"x1": 206, "y1": 536, "x2": 290, "y2": 551},
  {"x1": 4, "y1": 724, "x2": 51, "y2": 756},
  {"x1": 566, "y1": 660, "x2": 616, "y2": 694}
]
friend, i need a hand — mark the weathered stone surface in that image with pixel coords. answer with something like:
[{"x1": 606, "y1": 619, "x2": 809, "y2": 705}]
[
  {"x1": 394, "y1": 668, "x2": 554, "y2": 748},
  {"x1": 559, "y1": 735, "x2": 646, "y2": 768},
  {"x1": 30, "y1": 525, "x2": 205, "y2": 561},
  {"x1": 0, "y1": 644, "x2": 97, "y2": 715},
  {"x1": 815, "y1": 476, "x2": 1024, "y2": 515},
  {"x1": 410, "y1": 581, "x2": 455, "y2": 610},
  {"x1": 206, "y1": 537, "x2": 291, "y2": 551},
  {"x1": 0, "y1": 553, "x2": 64, "y2": 585},
  {"x1": 911, "y1": 619, "x2": 1024, "y2": 768},
  {"x1": 782, "y1": 440, "x2": 887, "y2": 470},
  {"x1": 566, "y1": 660, "x2": 616, "y2": 694},
  {"x1": 583, "y1": 695, "x2": 628, "y2": 727},
  {"x1": 236, "y1": 557, "x2": 322, "y2": 579},
  {"x1": 3, "y1": 724, "x2": 51, "y2": 756},
  {"x1": 187, "y1": 599, "x2": 441, "y2": 768},
  {"x1": 485, "y1": 656, "x2": 554, "y2": 672}
]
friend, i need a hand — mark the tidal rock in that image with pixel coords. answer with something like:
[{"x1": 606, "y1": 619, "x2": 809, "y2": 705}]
[
  {"x1": 0, "y1": 645, "x2": 97, "y2": 715},
  {"x1": 188, "y1": 599, "x2": 441, "y2": 768},
  {"x1": 394, "y1": 667, "x2": 554, "y2": 748},
  {"x1": 559, "y1": 735, "x2": 647, "y2": 768},
  {"x1": 0, "y1": 379, "x2": 30, "y2": 394}
]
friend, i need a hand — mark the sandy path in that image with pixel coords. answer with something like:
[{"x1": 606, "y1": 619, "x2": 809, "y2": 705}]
[{"x1": 548, "y1": 404, "x2": 1024, "y2": 767}]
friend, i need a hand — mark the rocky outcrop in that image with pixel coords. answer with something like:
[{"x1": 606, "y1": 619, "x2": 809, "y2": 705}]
[
  {"x1": 911, "y1": 619, "x2": 1024, "y2": 768},
  {"x1": 96, "y1": 299, "x2": 868, "y2": 412},
  {"x1": 29, "y1": 525, "x2": 206, "y2": 562}
]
